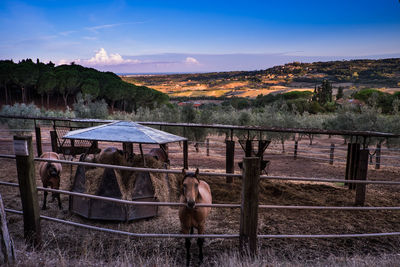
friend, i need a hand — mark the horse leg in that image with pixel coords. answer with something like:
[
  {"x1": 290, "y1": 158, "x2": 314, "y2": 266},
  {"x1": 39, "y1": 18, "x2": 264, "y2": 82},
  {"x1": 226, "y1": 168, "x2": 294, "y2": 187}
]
[
  {"x1": 185, "y1": 237, "x2": 191, "y2": 266},
  {"x1": 56, "y1": 193, "x2": 62, "y2": 210},
  {"x1": 197, "y1": 238, "x2": 204, "y2": 264},
  {"x1": 183, "y1": 227, "x2": 193, "y2": 266},
  {"x1": 197, "y1": 225, "x2": 205, "y2": 264},
  {"x1": 42, "y1": 187, "x2": 48, "y2": 210}
]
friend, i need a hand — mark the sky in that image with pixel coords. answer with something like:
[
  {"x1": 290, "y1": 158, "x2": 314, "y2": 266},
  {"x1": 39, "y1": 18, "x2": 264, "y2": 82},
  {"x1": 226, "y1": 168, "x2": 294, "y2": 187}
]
[{"x1": 0, "y1": 0, "x2": 400, "y2": 73}]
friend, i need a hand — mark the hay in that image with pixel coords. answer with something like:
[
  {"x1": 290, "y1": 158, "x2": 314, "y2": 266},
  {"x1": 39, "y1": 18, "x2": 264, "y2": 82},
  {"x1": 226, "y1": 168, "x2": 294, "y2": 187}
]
[
  {"x1": 131, "y1": 154, "x2": 179, "y2": 203},
  {"x1": 84, "y1": 168, "x2": 105, "y2": 195},
  {"x1": 80, "y1": 152, "x2": 179, "y2": 203}
]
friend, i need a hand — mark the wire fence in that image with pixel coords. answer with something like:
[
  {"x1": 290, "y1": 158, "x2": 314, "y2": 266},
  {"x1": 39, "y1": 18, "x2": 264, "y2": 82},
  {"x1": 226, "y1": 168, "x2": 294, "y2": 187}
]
[
  {"x1": 2, "y1": 180, "x2": 400, "y2": 210},
  {"x1": 181, "y1": 140, "x2": 400, "y2": 169},
  {"x1": 4, "y1": 208, "x2": 238, "y2": 239},
  {"x1": 2, "y1": 130, "x2": 400, "y2": 168},
  {"x1": 1, "y1": 149, "x2": 400, "y2": 252},
  {"x1": 5, "y1": 208, "x2": 400, "y2": 239},
  {"x1": 1, "y1": 154, "x2": 400, "y2": 185}
]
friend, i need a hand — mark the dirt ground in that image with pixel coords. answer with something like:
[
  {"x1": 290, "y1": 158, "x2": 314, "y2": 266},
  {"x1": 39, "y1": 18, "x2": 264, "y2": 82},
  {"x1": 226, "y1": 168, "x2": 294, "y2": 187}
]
[{"x1": 0, "y1": 128, "x2": 399, "y2": 265}]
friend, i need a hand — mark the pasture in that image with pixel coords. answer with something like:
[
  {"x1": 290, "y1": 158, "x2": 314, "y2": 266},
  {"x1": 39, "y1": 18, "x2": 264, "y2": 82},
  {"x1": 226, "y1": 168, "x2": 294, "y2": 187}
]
[{"x1": 0, "y1": 124, "x2": 400, "y2": 266}]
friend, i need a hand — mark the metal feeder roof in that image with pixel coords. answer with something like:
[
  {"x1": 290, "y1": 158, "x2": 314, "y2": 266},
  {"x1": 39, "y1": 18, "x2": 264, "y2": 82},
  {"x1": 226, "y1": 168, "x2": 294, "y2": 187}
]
[{"x1": 63, "y1": 121, "x2": 187, "y2": 144}]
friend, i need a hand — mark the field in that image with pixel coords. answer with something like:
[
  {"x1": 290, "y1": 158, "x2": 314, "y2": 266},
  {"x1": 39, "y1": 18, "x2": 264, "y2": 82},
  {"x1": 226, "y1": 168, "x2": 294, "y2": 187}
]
[
  {"x1": 121, "y1": 58, "x2": 400, "y2": 99},
  {"x1": 122, "y1": 75, "x2": 317, "y2": 99},
  {"x1": 1, "y1": 127, "x2": 400, "y2": 266}
]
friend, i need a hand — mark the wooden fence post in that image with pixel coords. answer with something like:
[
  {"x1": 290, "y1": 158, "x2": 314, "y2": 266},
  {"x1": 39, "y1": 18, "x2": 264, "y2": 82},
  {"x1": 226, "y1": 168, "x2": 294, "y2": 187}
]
[
  {"x1": 351, "y1": 143, "x2": 360, "y2": 190},
  {"x1": 355, "y1": 149, "x2": 369, "y2": 206},
  {"x1": 294, "y1": 140, "x2": 298, "y2": 160},
  {"x1": 345, "y1": 143, "x2": 352, "y2": 186},
  {"x1": 35, "y1": 125, "x2": 42, "y2": 157},
  {"x1": 346, "y1": 143, "x2": 360, "y2": 190},
  {"x1": 183, "y1": 140, "x2": 188, "y2": 169},
  {"x1": 245, "y1": 140, "x2": 252, "y2": 157},
  {"x1": 240, "y1": 157, "x2": 260, "y2": 255},
  {"x1": 206, "y1": 138, "x2": 210, "y2": 156},
  {"x1": 13, "y1": 136, "x2": 41, "y2": 247},
  {"x1": 329, "y1": 143, "x2": 335, "y2": 165},
  {"x1": 0, "y1": 193, "x2": 15, "y2": 264},
  {"x1": 122, "y1": 142, "x2": 133, "y2": 156},
  {"x1": 375, "y1": 143, "x2": 381, "y2": 169},
  {"x1": 225, "y1": 140, "x2": 235, "y2": 183},
  {"x1": 50, "y1": 130, "x2": 58, "y2": 153}
]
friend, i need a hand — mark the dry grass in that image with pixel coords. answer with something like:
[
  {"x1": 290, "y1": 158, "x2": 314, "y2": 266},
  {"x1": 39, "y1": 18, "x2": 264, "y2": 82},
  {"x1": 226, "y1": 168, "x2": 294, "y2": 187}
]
[{"x1": 9, "y1": 235, "x2": 400, "y2": 267}]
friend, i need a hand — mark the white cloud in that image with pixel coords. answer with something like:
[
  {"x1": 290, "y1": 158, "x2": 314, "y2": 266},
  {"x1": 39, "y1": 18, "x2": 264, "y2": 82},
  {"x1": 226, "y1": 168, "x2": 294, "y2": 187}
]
[
  {"x1": 185, "y1": 57, "x2": 199, "y2": 64},
  {"x1": 57, "y1": 48, "x2": 140, "y2": 66},
  {"x1": 82, "y1": 36, "x2": 97, "y2": 40},
  {"x1": 86, "y1": 48, "x2": 139, "y2": 65},
  {"x1": 57, "y1": 59, "x2": 70, "y2": 65},
  {"x1": 85, "y1": 23, "x2": 122, "y2": 32},
  {"x1": 85, "y1": 22, "x2": 146, "y2": 33},
  {"x1": 59, "y1": 30, "x2": 76, "y2": 36}
]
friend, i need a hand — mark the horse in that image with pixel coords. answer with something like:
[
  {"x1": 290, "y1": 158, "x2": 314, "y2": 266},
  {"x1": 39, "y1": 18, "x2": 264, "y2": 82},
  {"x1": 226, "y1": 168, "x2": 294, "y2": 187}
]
[
  {"x1": 179, "y1": 168, "x2": 212, "y2": 266},
  {"x1": 94, "y1": 147, "x2": 135, "y2": 200},
  {"x1": 147, "y1": 147, "x2": 169, "y2": 164},
  {"x1": 39, "y1": 152, "x2": 62, "y2": 210}
]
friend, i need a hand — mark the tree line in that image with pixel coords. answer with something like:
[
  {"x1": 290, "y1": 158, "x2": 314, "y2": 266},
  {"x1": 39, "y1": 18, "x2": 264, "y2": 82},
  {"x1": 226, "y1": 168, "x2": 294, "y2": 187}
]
[{"x1": 0, "y1": 59, "x2": 169, "y2": 112}]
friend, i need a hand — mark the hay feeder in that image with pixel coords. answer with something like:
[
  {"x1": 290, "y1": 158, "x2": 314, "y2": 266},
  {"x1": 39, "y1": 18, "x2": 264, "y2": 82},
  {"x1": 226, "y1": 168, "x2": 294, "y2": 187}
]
[{"x1": 64, "y1": 121, "x2": 187, "y2": 221}]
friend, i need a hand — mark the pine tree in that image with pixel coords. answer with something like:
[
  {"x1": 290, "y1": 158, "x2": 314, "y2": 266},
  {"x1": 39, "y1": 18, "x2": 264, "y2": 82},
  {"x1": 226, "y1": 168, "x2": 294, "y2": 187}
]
[{"x1": 313, "y1": 79, "x2": 332, "y2": 105}]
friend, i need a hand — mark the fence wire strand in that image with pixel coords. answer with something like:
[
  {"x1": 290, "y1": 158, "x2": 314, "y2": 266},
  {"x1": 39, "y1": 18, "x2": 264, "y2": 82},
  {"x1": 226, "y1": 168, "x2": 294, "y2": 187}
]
[
  {"x1": 4, "y1": 208, "x2": 238, "y2": 239},
  {"x1": 5, "y1": 208, "x2": 400, "y2": 239}
]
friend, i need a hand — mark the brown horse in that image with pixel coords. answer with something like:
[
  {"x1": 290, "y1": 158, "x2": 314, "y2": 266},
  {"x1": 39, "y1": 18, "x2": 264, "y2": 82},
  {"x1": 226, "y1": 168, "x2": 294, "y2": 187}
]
[
  {"x1": 39, "y1": 152, "x2": 62, "y2": 210},
  {"x1": 147, "y1": 148, "x2": 169, "y2": 164},
  {"x1": 94, "y1": 147, "x2": 135, "y2": 200},
  {"x1": 179, "y1": 168, "x2": 212, "y2": 266}
]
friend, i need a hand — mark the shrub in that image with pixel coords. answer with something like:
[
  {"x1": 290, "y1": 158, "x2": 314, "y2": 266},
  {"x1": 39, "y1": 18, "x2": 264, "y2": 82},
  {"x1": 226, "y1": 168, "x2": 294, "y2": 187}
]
[
  {"x1": 0, "y1": 103, "x2": 41, "y2": 130},
  {"x1": 309, "y1": 101, "x2": 324, "y2": 114},
  {"x1": 353, "y1": 89, "x2": 394, "y2": 113},
  {"x1": 73, "y1": 94, "x2": 109, "y2": 119},
  {"x1": 283, "y1": 90, "x2": 313, "y2": 100}
]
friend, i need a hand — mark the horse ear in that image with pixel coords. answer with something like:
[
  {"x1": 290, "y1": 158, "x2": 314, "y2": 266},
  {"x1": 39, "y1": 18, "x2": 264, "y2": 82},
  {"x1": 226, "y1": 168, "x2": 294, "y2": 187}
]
[
  {"x1": 182, "y1": 168, "x2": 186, "y2": 177},
  {"x1": 194, "y1": 168, "x2": 199, "y2": 177}
]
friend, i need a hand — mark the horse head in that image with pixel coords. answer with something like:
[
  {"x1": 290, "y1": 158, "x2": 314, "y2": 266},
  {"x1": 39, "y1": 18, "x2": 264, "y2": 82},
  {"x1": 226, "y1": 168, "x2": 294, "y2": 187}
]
[
  {"x1": 45, "y1": 162, "x2": 60, "y2": 189},
  {"x1": 181, "y1": 168, "x2": 200, "y2": 209}
]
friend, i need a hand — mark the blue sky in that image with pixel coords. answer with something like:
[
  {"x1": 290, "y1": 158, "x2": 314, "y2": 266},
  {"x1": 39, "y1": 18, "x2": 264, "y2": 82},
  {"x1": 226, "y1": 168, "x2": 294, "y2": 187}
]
[{"x1": 1, "y1": 0, "x2": 399, "y2": 73}]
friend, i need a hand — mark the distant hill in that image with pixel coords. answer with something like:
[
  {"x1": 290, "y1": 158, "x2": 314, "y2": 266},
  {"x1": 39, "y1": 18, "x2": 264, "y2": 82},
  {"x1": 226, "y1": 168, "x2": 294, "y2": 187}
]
[{"x1": 122, "y1": 58, "x2": 400, "y2": 99}]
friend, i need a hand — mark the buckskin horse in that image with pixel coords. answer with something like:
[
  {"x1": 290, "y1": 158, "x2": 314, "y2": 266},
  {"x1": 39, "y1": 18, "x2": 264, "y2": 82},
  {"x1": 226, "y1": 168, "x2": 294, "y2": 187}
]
[{"x1": 179, "y1": 168, "x2": 212, "y2": 266}]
